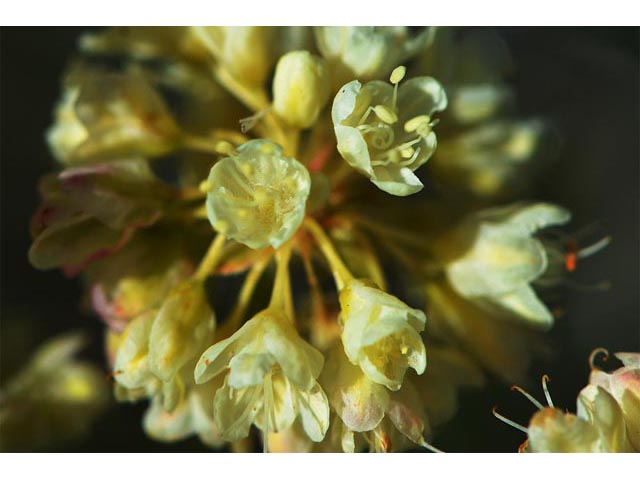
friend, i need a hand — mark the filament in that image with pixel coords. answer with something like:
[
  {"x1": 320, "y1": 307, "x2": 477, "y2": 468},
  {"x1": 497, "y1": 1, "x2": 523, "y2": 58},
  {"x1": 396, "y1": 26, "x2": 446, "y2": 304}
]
[
  {"x1": 510, "y1": 385, "x2": 545, "y2": 410},
  {"x1": 542, "y1": 375, "x2": 554, "y2": 408},
  {"x1": 492, "y1": 407, "x2": 529, "y2": 434},
  {"x1": 589, "y1": 347, "x2": 610, "y2": 370}
]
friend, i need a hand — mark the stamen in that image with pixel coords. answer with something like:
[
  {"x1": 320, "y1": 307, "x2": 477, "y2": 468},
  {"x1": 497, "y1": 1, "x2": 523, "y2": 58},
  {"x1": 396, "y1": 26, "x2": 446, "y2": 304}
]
[
  {"x1": 390, "y1": 65, "x2": 406, "y2": 110},
  {"x1": 420, "y1": 439, "x2": 445, "y2": 453},
  {"x1": 357, "y1": 106, "x2": 376, "y2": 126},
  {"x1": 576, "y1": 235, "x2": 611, "y2": 259},
  {"x1": 589, "y1": 347, "x2": 610, "y2": 371},
  {"x1": 510, "y1": 385, "x2": 545, "y2": 410},
  {"x1": 542, "y1": 375, "x2": 554, "y2": 408},
  {"x1": 239, "y1": 108, "x2": 269, "y2": 134},
  {"x1": 492, "y1": 407, "x2": 529, "y2": 434}
]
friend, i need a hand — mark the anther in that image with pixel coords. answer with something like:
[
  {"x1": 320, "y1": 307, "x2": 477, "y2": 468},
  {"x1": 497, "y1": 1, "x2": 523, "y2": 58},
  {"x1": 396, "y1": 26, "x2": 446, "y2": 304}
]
[
  {"x1": 404, "y1": 115, "x2": 431, "y2": 133},
  {"x1": 199, "y1": 180, "x2": 212, "y2": 193},
  {"x1": 373, "y1": 105, "x2": 398, "y2": 124},
  {"x1": 390, "y1": 66, "x2": 406, "y2": 85}
]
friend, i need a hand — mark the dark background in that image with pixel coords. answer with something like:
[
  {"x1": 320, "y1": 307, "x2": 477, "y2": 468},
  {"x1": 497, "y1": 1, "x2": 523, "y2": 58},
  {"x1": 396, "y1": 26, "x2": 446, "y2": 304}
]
[{"x1": 1, "y1": 27, "x2": 638, "y2": 452}]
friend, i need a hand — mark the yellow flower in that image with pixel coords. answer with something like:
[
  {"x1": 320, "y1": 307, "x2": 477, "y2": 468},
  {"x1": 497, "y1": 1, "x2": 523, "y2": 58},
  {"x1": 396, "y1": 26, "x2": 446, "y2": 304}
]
[
  {"x1": 332, "y1": 67, "x2": 447, "y2": 195},
  {"x1": 194, "y1": 308, "x2": 329, "y2": 444},
  {"x1": 436, "y1": 202, "x2": 570, "y2": 328},
  {"x1": 583, "y1": 351, "x2": 640, "y2": 451},
  {"x1": 205, "y1": 140, "x2": 311, "y2": 249},
  {"x1": 320, "y1": 346, "x2": 432, "y2": 452},
  {"x1": 47, "y1": 70, "x2": 181, "y2": 164},
  {"x1": 339, "y1": 279, "x2": 427, "y2": 390},
  {"x1": 114, "y1": 280, "x2": 214, "y2": 412},
  {"x1": 315, "y1": 27, "x2": 432, "y2": 86}
]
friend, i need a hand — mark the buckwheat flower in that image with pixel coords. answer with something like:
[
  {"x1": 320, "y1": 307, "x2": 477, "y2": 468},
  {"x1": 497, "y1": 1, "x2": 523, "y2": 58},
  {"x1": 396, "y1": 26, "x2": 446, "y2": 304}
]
[
  {"x1": 339, "y1": 278, "x2": 427, "y2": 390},
  {"x1": 522, "y1": 386, "x2": 633, "y2": 453},
  {"x1": 191, "y1": 27, "x2": 276, "y2": 89},
  {"x1": 436, "y1": 202, "x2": 571, "y2": 328},
  {"x1": 320, "y1": 346, "x2": 433, "y2": 452},
  {"x1": 143, "y1": 380, "x2": 225, "y2": 448},
  {"x1": 583, "y1": 351, "x2": 640, "y2": 451},
  {"x1": 496, "y1": 357, "x2": 638, "y2": 453},
  {"x1": 315, "y1": 27, "x2": 432, "y2": 86},
  {"x1": 272, "y1": 51, "x2": 330, "y2": 129},
  {"x1": 114, "y1": 280, "x2": 215, "y2": 411},
  {"x1": 194, "y1": 308, "x2": 329, "y2": 444},
  {"x1": 47, "y1": 70, "x2": 181, "y2": 164},
  {"x1": 332, "y1": 67, "x2": 447, "y2": 196},
  {"x1": 205, "y1": 140, "x2": 311, "y2": 249}
]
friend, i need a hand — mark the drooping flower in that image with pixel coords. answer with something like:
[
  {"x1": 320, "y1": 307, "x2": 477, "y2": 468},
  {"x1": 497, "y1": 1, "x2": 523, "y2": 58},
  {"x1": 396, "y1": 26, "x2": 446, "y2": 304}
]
[
  {"x1": 320, "y1": 345, "x2": 432, "y2": 452},
  {"x1": 47, "y1": 70, "x2": 181, "y2": 164},
  {"x1": 205, "y1": 139, "x2": 311, "y2": 249},
  {"x1": 339, "y1": 278, "x2": 427, "y2": 390},
  {"x1": 114, "y1": 280, "x2": 215, "y2": 412},
  {"x1": 435, "y1": 202, "x2": 571, "y2": 328},
  {"x1": 194, "y1": 308, "x2": 329, "y2": 445},
  {"x1": 332, "y1": 67, "x2": 447, "y2": 195}
]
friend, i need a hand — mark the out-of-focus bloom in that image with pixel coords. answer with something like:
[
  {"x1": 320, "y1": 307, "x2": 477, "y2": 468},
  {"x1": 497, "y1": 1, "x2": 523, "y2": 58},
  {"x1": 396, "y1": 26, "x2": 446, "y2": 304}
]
[
  {"x1": 191, "y1": 27, "x2": 276, "y2": 89},
  {"x1": 205, "y1": 140, "x2": 311, "y2": 249},
  {"x1": 194, "y1": 308, "x2": 329, "y2": 445},
  {"x1": 47, "y1": 71, "x2": 181, "y2": 164},
  {"x1": 339, "y1": 279, "x2": 427, "y2": 390},
  {"x1": 315, "y1": 27, "x2": 432, "y2": 86},
  {"x1": 0, "y1": 333, "x2": 109, "y2": 451},
  {"x1": 272, "y1": 51, "x2": 330, "y2": 129},
  {"x1": 114, "y1": 280, "x2": 214, "y2": 412},
  {"x1": 29, "y1": 159, "x2": 173, "y2": 272},
  {"x1": 435, "y1": 203, "x2": 571, "y2": 328},
  {"x1": 332, "y1": 68, "x2": 447, "y2": 196}
]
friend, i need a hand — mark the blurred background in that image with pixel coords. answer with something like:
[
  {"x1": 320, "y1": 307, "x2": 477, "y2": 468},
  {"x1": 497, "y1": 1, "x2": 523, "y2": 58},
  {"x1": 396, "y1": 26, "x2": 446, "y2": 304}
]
[{"x1": 1, "y1": 27, "x2": 638, "y2": 452}]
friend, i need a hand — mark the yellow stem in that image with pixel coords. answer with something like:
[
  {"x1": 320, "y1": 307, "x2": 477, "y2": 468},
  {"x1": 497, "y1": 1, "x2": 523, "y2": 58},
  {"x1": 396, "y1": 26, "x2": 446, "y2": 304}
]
[
  {"x1": 353, "y1": 229, "x2": 387, "y2": 290},
  {"x1": 303, "y1": 217, "x2": 353, "y2": 290},
  {"x1": 181, "y1": 134, "x2": 221, "y2": 155},
  {"x1": 349, "y1": 214, "x2": 430, "y2": 251},
  {"x1": 194, "y1": 234, "x2": 226, "y2": 281},
  {"x1": 219, "y1": 253, "x2": 273, "y2": 338},
  {"x1": 269, "y1": 241, "x2": 294, "y2": 320}
]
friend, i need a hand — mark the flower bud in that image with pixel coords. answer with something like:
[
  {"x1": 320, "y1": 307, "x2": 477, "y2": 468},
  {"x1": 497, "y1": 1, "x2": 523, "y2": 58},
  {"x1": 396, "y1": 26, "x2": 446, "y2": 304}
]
[{"x1": 273, "y1": 51, "x2": 330, "y2": 129}]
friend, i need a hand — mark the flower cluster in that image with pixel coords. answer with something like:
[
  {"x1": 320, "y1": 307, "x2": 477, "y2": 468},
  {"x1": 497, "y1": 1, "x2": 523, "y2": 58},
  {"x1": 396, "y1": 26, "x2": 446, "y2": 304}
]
[{"x1": 29, "y1": 27, "x2": 604, "y2": 452}]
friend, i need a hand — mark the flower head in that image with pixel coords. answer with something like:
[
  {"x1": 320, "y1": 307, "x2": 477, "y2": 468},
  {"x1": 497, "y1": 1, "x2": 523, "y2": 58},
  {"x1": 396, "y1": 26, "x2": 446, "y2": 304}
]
[
  {"x1": 332, "y1": 68, "x2": 447, "y2": 195},
  {"x1": 205, "y1": 140, "x2": 311, "y2": 249},
  {"x1": 339, "y1": 279, "x2": 427, "y2": 390}
]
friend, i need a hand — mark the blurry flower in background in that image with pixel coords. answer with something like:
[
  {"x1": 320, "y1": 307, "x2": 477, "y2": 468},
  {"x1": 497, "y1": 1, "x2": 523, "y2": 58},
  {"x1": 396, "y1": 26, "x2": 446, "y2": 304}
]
[{"x1": 0, "y1": 331, "x2": 109, "y2": 451}]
